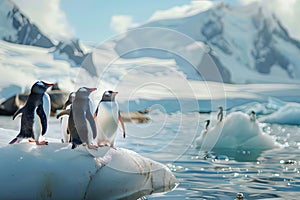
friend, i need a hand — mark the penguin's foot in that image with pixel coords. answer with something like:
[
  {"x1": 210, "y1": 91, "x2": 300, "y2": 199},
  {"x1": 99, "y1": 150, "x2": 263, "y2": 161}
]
[
  {"x1": 35, "y1": 141, "x2": 48, "y2": 145},
  {"x1": 98, "y1": 143, "x2": 113, "y2": 148},
  {"x1": 28, "y1": 139, "x2": 35, "y2": 142},
  {"x1": 87, "y1": 144, "x2": 98, "y2": 150}
]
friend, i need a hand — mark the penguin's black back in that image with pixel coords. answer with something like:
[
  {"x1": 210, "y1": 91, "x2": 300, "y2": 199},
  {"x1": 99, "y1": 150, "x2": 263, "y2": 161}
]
[
  {"x1": 17, "y1": 93, "x2": 44, "y2": 138},
  {"x1": 68, "y1": 97, "x2": 96, "y2": 148},
  {"x1": 68, "y1": 107, "x2": 82, "y2": 148},
  {"x1": 73, "y1": 98, "x2": 90, "y2": 142}
]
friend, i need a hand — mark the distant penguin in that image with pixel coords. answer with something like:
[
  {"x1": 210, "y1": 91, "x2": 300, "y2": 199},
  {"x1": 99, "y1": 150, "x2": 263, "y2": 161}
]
[
  {"x1": 204, "y1": 119, "x2": 210, "y2": 131},
  {"x1": 249, "y1": 110, "x2": 256, "y2": 121},
  {"x1": 235, "y1": 192, "x2": 244, "y2": 200},
  {"x1": 217, "y1": 106, "x2": 224, "y2": 122},
  {"x1": 9, "y1": 81, "x2": 54, "y2": 145},
  {"x1": 195, "y1": 119, "x2": 211, "y2": 145},
  {"x1": 68, "y1": 87, "x2": 97, "y2": 149},
  {"x1": 202, "y1": 120, "x2": 210, "y2": 135},
  {"x1": 94, "y1": 90, "x2": 126, "y2": 148},
  {"x1": 56, "y1": 92, "x2": 75, "y2": 143}
]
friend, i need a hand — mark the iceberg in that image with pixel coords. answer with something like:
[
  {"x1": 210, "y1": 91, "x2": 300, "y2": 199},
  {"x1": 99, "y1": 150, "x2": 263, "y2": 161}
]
[
  {"x1": 260, "y1": 103, "x2": 300, "y2": 125},
  {"x1": 195, "y1": 112, "x2": 282, "y2": 161},
  {"x1": 0, "y1": 129, "x2": 177, "y2": 199}
]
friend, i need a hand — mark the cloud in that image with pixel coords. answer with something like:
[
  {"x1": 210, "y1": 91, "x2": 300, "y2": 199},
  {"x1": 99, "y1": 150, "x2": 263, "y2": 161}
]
[
  {"x1": 11, "y1": 0, "x2": 75, "y2": 40},
  {"x1": 149, "y1": 1, "x2": 214, "y2": 21},
  {"x1": 110, "y1": 15, "x2": 137, "y2": 34}
]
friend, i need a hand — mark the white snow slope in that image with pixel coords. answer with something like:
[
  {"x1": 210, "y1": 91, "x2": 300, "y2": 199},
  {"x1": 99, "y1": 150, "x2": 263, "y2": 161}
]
[{"x1": 0, "y1": 40, "x2": 76, "y2": 101}]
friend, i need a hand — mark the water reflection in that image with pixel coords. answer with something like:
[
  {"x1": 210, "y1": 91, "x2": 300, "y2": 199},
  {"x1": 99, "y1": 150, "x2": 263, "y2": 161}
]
[{"x1": 200, "y1": 148, "x2": 268, "y2": 162}]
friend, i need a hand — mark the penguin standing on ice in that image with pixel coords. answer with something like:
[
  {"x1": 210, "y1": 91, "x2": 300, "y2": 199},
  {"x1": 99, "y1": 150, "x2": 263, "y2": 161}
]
[
  {"x1": 217, "y1": 106, "x2": 224, "y2": 122},
  {"x1": 201, "y1": 119, "x2": 210, "y2": 135},
  {"x1": 249, "y1": 110, "x2": 256, "y2": 121},
  {"x1": 68, "y1": 87, "x2": 97, "y2": 149},
  {"x1": 56, "y1": 92, "x2": 75, "y2": 143},
  {"x1": 204, "y1": 119, "x2": 210, "y2": 131},
  {"x1": 94, "y1": 90, "x2": 126, "y2": 148},
  {"x1": 9, "y1": 81, "x2": 54, "y2": 145}
]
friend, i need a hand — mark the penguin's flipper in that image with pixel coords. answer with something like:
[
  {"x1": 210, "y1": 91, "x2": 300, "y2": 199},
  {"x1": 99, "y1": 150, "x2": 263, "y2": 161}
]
[
  {"x1": 37, "y1": 105, "x2": 47, "y2": 135},
  {"x1": 87, "y1": 111, "x2": 97, "y2": 139},
  {"x1": 71, "y1": 143, "x2": 77, "y2": 149},
  {"x1": 9, "y1": 137, "x2": 22, "y2": 144},
  {"x1": 56, "y1": 109, "x2": 71, "y2": 119},
  {"x1": 118, "y1": 111, "x2": 126, "y2": 138},
  {"x1": 12, "y1": 107, "x2": 24, "y2": 120},
  {"x1": 93, "y1": 106, "x2": 99, "y2": 119},
  {"x1": 9, "y1": 137, "x2": 18, "y2": 144}
]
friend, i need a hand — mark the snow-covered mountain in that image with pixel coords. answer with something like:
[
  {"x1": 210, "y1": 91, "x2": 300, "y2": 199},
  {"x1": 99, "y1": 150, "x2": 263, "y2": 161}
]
[
  {"x1": 0, "y1": 40, "x2": 77, "y2": 101},
  {"x1": 1, "y1": 0, "x2": 300, "y2": 112},
  {"x1": 1, "y1": 1, "x2": 300, "y2": 84},
  {"x1": 0, "y1": 0, "x2": 87, "y2": 66},
  {"x1": 0, "y1": 0, "x2": 53, "y2": 48},
  {"x1": 110, "y1": 2, "x2": 300, "y2": 84},
  {"x1": 53, "y1": 39, "x2": 88, "y2": 66}
]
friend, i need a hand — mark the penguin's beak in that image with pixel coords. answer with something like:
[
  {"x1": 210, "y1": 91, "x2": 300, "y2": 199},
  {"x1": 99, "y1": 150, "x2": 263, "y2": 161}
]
[
  {"x1": 112, "y1": 91, "x2": 118, "y2": 95},
  {"x1": 44, "y1": 83, "x2": 55, "y2": 87},
  {"x1": 88, "y1": 88, "x2": 97, "y2": 93}
]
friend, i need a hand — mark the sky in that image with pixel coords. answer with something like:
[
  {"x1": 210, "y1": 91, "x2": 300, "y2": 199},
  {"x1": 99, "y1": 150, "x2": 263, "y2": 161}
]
[{"x1": 11, "y1": 0, "x2": 300, "y2": 43}]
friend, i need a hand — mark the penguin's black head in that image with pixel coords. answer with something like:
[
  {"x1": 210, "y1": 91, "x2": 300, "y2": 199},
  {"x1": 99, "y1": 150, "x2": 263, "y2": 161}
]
[
  {"x1": 68, "y1": 92, "x2": 76, "y2": 102},
  {"x1": 31, "y1": 81, "x2": 54, "y2": 94},
  {"x1": 205, "y1": 119, "x2": 210, "y2": 129},
  {"x1": 63, "y1": 92, "x2": 75, "y2": 108},
  {"x1": 101, "y1": 90, "x2": 118, "y2": 102},
  {"x1": 75, "y1": 87, "x2": 97, "y2": 99},
  {"x1": 249, "y1": 110, "x2": 256, "y2": 121},
  {"x1": 218, "y1": 106, "x2": 223, "y2": 111}
]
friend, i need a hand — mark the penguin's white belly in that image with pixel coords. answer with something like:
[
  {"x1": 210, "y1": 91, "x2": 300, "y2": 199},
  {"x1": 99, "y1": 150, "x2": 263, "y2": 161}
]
[
  {"x1": 33, "y1": 94, "x2": 51, "y2": 141},
  {"x1": 60, "y1": 116, "x2": 69, "y2": 143},
  {"x1": 60, "y1": 104, "x2": 71, "y2": 143},
  {"x1": 95, "y1": 103, "x2": 119, "y2": 145}
]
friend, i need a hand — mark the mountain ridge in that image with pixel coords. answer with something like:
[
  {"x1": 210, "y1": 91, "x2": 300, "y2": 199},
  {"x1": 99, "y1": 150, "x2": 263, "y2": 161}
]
[
  {"x1": 1, "y1": 1, "x2": 300, "y2": 84},
  {"x1": 0, "y1": 0, "x2": 87, "y2": 66},
  {"x1": 121, "y1": 2, "x2": 300, "y2": 83}
]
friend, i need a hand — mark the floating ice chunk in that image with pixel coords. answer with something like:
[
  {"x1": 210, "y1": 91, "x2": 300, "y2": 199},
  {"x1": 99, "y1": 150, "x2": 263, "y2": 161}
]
[
  {"x1": 0, "y1": 130, "x2": 177, "y2": 199},
  {"x1": 196, "y1": 112, "x2": 281, "y2": 161},
  {"x1": 261, "y1": 103, "x2": 300, "y2": 125}
]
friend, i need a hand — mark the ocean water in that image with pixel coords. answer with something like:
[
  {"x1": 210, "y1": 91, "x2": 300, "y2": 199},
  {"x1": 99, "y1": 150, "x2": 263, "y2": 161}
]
[{"x1": 1, "y1": 109, "x2": 300, "y2": 200}]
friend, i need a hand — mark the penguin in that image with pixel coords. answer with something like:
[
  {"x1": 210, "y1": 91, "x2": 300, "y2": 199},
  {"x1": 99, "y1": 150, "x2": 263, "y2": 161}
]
[
  {"x1": 68, "y1": 87, "x2": 97, "y2": 149},
  {"x1": 217, "y1": 106, "x2": 224, "y2": 122},
  {"x1": 202, "y1": 120, "x2": 210, "y2": 135},
  {"x1": 195, "y1": 119, "x2": 211, "y2": 146},
  {"x1": 204, "y1": 119, "x2": 210, "y2": 131},
  {"x1": 94, "y1": 90, "x2": 126, "y2": 148},
  {"x1": 249, "y1": 110, "x2": 256, "y2": 121},
  {"x1": 9, "y1": 81, "x2": 54, "y2": 145},
  {"x1": 235, "y1": 192, "x2": 244, "y2": 200},
  {"x1": 56, "y1": 92, "x2": 75, "y2": 143}
]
